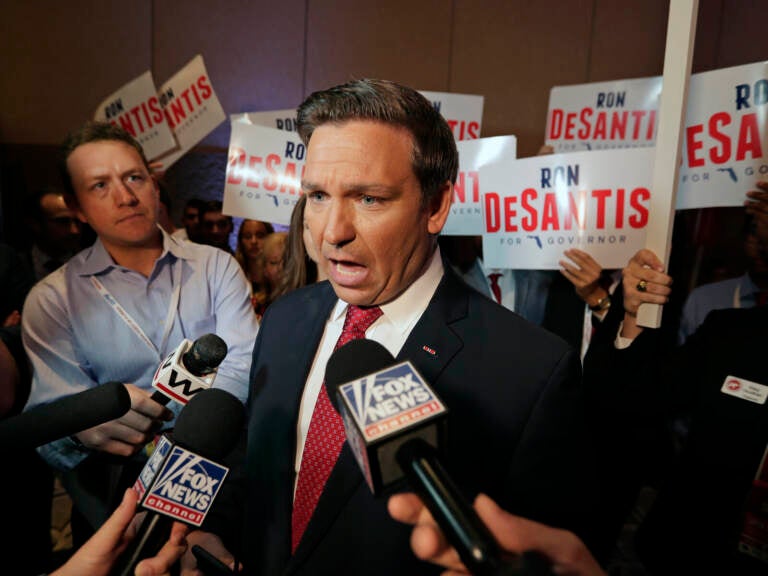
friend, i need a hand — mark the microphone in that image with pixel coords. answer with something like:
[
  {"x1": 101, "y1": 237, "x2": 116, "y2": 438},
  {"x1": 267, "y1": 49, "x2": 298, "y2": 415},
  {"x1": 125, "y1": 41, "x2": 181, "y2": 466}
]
[
  {"x1": 0, "y1": 382, "x2": 130, "y2": 452},
  {"x1": 150, "y1": 333, "x2": 228, "y2": 405},
  {"x1": 325, "y1": 339, "x2": 552, "y2": 576},
  {"x1": 111, "y1": 388, "x2": 244, "y2": 576}
]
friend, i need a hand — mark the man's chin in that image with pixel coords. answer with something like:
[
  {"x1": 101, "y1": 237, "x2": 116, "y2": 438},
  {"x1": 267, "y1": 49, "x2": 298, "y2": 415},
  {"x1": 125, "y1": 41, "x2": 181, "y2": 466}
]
[{"x1": 330, "y1": 282, "x2": 380, "y2": 307}]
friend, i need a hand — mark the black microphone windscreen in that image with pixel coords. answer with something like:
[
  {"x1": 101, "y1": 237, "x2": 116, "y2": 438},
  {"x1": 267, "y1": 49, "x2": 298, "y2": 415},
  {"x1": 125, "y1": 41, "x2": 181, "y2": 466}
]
[
  {"x1": 172, "y1": 388, "x2": 244, "y2": 460},
  {"x1": 182, "y1": 333, "x2": 228, "y2": 376},
  {"x1": 324, "y1": 339, "x2": 396, "y2": 412},
  {"x1": 0, "y1": 382, "x2": 130, "y2": 451}
]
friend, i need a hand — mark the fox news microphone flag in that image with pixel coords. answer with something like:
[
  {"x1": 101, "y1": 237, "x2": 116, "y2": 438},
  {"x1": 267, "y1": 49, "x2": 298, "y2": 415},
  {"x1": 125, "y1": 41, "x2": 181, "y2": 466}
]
[
  {"x1": 0, "y1": 382, "x2": 130, "y2": 452},
  {"x1": 112, "y1": 388, "x2": 244, "y2": 576},
  {"x1": 325, "y1": 339, "x2": 553, "y2": 576},
  {"x1": 151, "y1": 333, "x2": 228, "y2": 405}
]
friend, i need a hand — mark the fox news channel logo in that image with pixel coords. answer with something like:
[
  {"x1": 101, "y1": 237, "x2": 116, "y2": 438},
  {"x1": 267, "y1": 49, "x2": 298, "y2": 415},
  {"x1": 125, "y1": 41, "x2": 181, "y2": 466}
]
[
  {"x1": 339, "y1": 361, "x2": 445, "y2": 442},
  {"x1": 143, "y1": 446, "x2": 228, "y2": 527}
]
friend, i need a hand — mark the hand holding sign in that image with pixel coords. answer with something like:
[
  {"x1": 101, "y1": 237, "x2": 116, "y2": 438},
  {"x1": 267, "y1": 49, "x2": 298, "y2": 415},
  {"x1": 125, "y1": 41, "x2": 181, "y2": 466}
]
[
  {"x1": 620, "y1": 249, "x2": 673, "y2": 339},
  {"x1": 559, "y1": 249, "x2": 610, "y2": 309}
]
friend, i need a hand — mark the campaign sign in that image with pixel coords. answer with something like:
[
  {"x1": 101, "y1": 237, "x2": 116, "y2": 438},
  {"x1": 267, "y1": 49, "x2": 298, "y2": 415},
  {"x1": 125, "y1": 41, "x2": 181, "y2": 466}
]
[
  {"x1": 133, "y1": 434, "x2": 173, "y2": 500},
  {"x1": 141, "y1": 445, "x2": 228, "y2": 527},
  {"x1": 419, "y1": 90, "x2": 484, "y2": 141},
  {"x1": 338, "y1": 361, "x2": 446, "y2": 443},
  {"x1": 545, "y1": 61, "x2": 768, "y2": 210},
  {"x1": 93, "y1": 71, "x2": 177, "y2": 161},
  {"x1": 546, "y1": 76, "x2": 661, "y2": 153},
  {"x1": 154, "y1": 54, "x2": 227, "y2": 169},
  {"x1": 231, "y1": 108, "x2": 299, "y2": 132},
  {"x1": 443, "y1": 136, "x2": 517, "y2": 236},
  {"x1": 481, "y1": 147, "x2": 654, "y2": 270},
  {"x1": 678, "y1": 61, "x2": 768, "y2": 209},
  {"x1": 222, "y1": 121, "x2": 304, "y2": 225}
]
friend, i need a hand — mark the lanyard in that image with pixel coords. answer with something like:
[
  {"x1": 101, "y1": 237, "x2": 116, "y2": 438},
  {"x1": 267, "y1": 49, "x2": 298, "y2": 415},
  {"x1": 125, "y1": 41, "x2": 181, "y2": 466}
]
[{"x1": 90, "y1": 260, "x2": 182, "y2": 360}]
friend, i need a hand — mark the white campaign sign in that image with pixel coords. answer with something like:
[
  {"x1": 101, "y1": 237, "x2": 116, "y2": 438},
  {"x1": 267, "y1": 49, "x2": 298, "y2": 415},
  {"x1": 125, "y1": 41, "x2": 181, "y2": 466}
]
[
  {"x1": 545, "y1": 61, "x2": 768, "y2": 210},
  {"x1": 231, "y1": 108, "x2": 299, "y2": 132},
  {"x1": 546, "y1": 76, "x2": 662, "y2": 153},
  {"x1": 93, "y1": 71, "x2": 177, "y2": 161},
  {"x1": 481, "y1": 148, "x2": 654, "y2": 270},
  {"x1": 678, "y1": 61, "x2": 768, "y2": 209},
  {"x1": 222, "y1": 122, "x2": 304, "y2": 226},
  {"x1": 155, "y1": 55, "x2": 227, "y2": 169},
  {"x1": 442, "y1": 136, "x2": 517, "y2": 236},
  {"x1": 233, "y1": 90, "x2": 484, "y2": 141},
  {"x1": 418, "y1": 90, "x2": 484, "y2": 141}
]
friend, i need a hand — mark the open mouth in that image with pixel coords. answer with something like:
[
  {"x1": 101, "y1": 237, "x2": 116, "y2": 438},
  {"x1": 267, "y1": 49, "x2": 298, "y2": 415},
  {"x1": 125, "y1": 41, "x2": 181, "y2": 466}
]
[{"x1": 328, "y1": 258, "x2": 367, "y2": 284}]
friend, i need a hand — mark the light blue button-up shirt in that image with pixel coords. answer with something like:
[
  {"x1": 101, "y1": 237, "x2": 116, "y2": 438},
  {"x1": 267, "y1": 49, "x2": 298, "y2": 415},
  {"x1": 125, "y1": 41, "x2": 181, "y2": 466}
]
[{"x1": 22, "y1": 230, "x2": 259, "y2": 470}]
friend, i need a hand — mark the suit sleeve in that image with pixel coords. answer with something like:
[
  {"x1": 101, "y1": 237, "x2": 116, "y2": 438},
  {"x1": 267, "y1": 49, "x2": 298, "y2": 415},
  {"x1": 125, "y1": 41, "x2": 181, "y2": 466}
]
[{"x1": 502, "y1": 347, "x2": 609, "y2": 555}]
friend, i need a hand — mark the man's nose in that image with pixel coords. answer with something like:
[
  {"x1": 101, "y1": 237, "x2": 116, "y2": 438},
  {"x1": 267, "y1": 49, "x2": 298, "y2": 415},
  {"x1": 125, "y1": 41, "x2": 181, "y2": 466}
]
[
  {"x1": 115, "y1": 180, "x2": 138, "y2": 205},
  {"x1": 323, "y1": 202, "x2": 355, "y2": 247}
]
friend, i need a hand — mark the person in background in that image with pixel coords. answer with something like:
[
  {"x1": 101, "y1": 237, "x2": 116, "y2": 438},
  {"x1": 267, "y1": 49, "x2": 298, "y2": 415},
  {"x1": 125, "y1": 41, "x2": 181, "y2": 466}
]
[
  {"x1": 252, "y1": 231, "x2": 287, "y2": 318},
  {"x1": 21, "y1": 121, "x2": 258, "y2": 549},
  {"x1": 198, "y1": 200, "x2": 234, "y2": 253},
  {"x1": 274, "y1": 195, "x2": 327, "y2": 300},
  {"x1": 677, "y1": 212, "x2": 768, "y2": 343},
  {"x1": 234, "y1": 218, "x2": 274, "y2": 299},
  {"x1": 21, "y1": 186, "x2": 84, "y2": 281},
  {"x1": 0, "y1": 242, "x2": 53, "y2": 576},
  {"x1": 172, "y1": 197, "x2": 205, "y2": 243},
  {"x1": 580, "y1": 182, "x2": 768, "y2": 576},
  {"x1": 439, "y1": 235, "x2": 556, "y2": 326},
  {"x1": 155, "y1": 182, "x2": 178, "y2": 237},
  {"x1": 546, "y1": 249, "x2": 620, "y2": 361}
]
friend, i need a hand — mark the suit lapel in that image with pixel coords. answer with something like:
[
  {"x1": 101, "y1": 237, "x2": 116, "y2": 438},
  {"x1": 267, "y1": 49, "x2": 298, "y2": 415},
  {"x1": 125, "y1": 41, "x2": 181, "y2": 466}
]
[
  {"x1": 250, "y1": 282, "x2": 336, "y2": 574},
  {"x1": 397, "y1": 270, "x2": 466, "y2": 384}
]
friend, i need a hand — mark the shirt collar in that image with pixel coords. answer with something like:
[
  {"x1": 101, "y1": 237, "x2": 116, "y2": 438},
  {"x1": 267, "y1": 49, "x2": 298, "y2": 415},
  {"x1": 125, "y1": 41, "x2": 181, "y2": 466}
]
[
  {"x1": 77, "y1": 226, "x2": 189, "y2": 276},
  {"x1": 331, "y1": 246, "x2": 445, "y2": 336}
]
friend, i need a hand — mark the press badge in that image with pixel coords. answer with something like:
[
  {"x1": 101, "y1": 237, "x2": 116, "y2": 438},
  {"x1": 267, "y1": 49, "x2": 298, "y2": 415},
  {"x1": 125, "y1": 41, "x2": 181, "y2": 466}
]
[{"x1": 720, "y1": 375, "x2": 768, "y2": 405}]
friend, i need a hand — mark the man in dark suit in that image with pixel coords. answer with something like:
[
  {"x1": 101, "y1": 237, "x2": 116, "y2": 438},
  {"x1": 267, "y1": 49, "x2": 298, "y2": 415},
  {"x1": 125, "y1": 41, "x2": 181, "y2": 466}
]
[
  {"x1": 187, "y1": 79, "x2": 603, "y2": 575},
  {"x1": 583, "y1": 184, "x2": 768, "y2": 575}
]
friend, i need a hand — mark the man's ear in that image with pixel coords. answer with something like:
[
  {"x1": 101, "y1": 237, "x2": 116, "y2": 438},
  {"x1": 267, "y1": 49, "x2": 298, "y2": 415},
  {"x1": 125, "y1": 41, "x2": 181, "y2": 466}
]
[{"x1": 427, "y1": 181, "x2": 453, "y2": 235}]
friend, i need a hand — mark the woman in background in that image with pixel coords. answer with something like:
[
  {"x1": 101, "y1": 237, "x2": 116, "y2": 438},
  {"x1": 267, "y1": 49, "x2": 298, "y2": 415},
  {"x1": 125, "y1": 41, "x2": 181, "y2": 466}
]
[
  {"x1": 274, "y1": 195, "x2": 327, "y2": 300},
  {"x1": 235, "y1": 219, "x2": 274, "y2": 309},
  {"x1": 252, "y1": 231, "x2": 288, "y2": 319}
]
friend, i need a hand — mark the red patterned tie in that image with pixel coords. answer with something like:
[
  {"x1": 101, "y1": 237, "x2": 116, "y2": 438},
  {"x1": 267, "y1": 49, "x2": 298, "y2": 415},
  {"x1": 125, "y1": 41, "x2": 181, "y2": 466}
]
[
  {"x1": 291, "y1": 304, "x2": 384, "y2": 552},
  {"x1": 488, "y1": 273, "x2": 503, "y2": 305}
]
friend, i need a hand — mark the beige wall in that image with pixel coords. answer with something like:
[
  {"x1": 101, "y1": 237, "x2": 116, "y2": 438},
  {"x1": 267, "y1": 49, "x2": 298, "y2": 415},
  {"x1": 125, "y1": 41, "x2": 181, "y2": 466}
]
[{"x1": 2, "y1": 0, "x2": 767, "y2": 157}]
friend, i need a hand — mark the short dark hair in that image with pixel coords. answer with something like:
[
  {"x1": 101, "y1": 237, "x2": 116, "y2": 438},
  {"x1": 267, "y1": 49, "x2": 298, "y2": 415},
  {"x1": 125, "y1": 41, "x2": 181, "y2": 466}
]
[
  {"x1": 59, "y1": 121, "x2": 150, "y2": 197},
  {"x1": 296, "y1": 79, "x2": 458, "y2": 203},
  {"x1": 199, "y1": 200, "x2": 231, "y2": 222},
  {"x1": 184, "y1": 197, "x2": 206, "y2": 214}
]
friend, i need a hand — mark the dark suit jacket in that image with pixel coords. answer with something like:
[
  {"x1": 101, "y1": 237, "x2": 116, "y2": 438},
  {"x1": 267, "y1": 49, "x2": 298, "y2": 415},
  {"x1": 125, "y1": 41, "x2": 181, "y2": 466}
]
[
  {"x1": 226, "y1": 268, "x2": 600, "y2": 575},
  {"x1": 585, "y1": 305, "x2": 768, "y2": 575}
]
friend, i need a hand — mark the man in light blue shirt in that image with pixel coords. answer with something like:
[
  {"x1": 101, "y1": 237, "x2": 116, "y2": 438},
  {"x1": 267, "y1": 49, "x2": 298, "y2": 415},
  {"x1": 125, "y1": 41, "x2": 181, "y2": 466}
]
[{"x1": 21, "y1": 121, "x2": 258, "y2": 536}]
